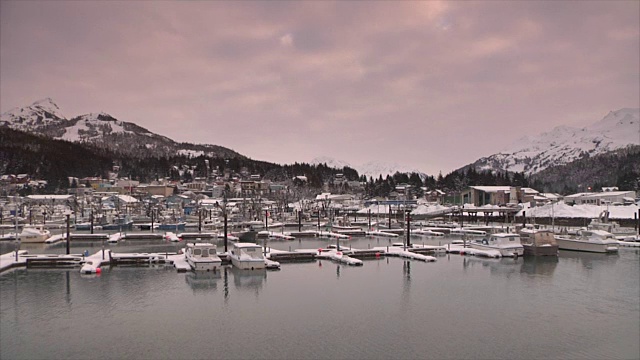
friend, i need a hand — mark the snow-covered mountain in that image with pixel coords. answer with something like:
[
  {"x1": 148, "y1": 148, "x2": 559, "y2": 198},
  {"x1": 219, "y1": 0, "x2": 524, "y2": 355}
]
[
  {"x1": 468, "y1": 108, "x2": 640, "y2": 175},
  {"x1": 310, "y1": 157, "x2": 425, "y2": 179},
  {"x1": 0, "y1": 98, "x2": 242, "y2": 159}
]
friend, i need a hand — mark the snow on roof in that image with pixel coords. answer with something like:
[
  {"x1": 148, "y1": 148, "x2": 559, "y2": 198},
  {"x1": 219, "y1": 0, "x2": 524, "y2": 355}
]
[
  {"x1": 583, "y1": 191, "x2": 635, "y2": 198},
  {"x1": 117, "y1": 195, "x2": 138, "y2": 203},
  {"x1": 564, "y1": 192, "x2": 590, "y2": 199},
  {"x1": 517, "y1": 202, "x2": 639, "y2": 219},
  {"x1": 315, "y1": 193, "x2": 354, "y2": 201},
  {"x1": 469, "y1": 186, "x2": 513, "y2": 193},
  {"x1": 26, "y1": 195, "x2": 72, "y2": 200},
  {"x1": 522, "y1": 187, "x2": 540, "y2": 194}
]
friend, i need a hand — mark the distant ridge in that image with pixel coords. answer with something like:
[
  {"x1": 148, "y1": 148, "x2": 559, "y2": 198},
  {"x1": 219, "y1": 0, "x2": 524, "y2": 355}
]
[
  {"x1": 464, "y1": 108, "x2": 640, "y2": 175},
  {"x1": 0, "y1": 99, "x2": 243, "y2": 159}
]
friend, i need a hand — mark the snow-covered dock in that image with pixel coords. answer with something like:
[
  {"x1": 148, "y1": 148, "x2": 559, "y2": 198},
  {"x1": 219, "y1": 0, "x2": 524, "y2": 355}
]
[
  {"x1": 373, "y1": 246, "x2": 437, "y2": 262},
  {"x1": 258, "y1": 231, "x2": 295, "y2": 240},
  {"x1": 317, "y1": 231, "x2": 351, "y2": 239},
  {"x1": 316, "y1": 249, "x2": 363, "y2": 266},
  {"x1": 0, "y1": 250, "x2": 28, "y2": 272},
  {"x1": 445, "y1": 244, "x2": 502, "y2": 258},
  {"x1": 617, "y1": 240, "x2": 640, "y2": 247},
  {"x1": 366, "y1": 230, "x2": 399, "y2": 237}
]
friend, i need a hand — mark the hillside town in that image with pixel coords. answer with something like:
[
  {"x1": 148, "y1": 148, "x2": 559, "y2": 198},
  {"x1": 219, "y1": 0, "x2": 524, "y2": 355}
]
[{"x1": 2, "y1": 163, "x2": 638, "y2": 233}]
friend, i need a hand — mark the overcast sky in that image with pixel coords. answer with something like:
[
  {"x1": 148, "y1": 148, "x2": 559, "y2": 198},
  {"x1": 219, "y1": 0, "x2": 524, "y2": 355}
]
[{"x1": 1, "y1": 1, "x2": 638, "y2": 176}]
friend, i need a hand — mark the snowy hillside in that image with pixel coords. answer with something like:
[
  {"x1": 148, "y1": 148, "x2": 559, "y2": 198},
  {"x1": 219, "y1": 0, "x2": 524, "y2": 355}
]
[
  {"x1": 0, "y1": 99, "x2": 242, "y2": 159},
  {"x1": 469, "y1": 108, "x2": 640, "y2": 175},
  {"x1": 310, "y1": 157, "x2": 425, "y2": 179}
]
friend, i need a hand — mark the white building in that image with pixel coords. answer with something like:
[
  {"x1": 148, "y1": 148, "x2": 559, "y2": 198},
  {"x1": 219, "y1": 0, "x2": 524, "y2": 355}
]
[{"x1": 564, "y1": 190, "x2": 636, "y2": 205}]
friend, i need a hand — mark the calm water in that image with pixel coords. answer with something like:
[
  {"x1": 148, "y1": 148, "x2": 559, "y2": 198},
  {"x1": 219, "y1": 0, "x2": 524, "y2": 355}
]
[{"x1": 1, "y1": 236, "x2": 639, "y2": 360}]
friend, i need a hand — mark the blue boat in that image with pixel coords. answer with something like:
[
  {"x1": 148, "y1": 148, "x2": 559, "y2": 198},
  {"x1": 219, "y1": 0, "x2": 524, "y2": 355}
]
[{"x1": 157, "y1": 222, "x2": 186, "y2": 231}]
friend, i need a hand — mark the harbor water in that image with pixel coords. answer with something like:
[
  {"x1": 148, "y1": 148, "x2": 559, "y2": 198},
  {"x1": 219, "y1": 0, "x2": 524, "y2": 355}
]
[{"x1": 1, "y1": 236, "x2": 639, "y2": 360}]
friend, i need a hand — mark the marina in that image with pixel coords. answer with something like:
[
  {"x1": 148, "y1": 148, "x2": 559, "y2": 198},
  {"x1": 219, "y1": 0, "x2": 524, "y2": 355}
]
[
  {"x1": 1, "y1": 237, "x2": 638, "y2": 360},
  {"x1": 0, "y1": 183, "x2": 638, "y2": 360}
]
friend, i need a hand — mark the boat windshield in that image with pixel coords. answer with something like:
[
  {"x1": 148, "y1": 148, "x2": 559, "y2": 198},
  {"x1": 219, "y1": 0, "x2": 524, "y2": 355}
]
[
  {"x1": 193, "y1": 249, "x2": 201, "y2": 256},
  {"x1": 201, "y1": 249, "x2": 209, "y2": 257}
]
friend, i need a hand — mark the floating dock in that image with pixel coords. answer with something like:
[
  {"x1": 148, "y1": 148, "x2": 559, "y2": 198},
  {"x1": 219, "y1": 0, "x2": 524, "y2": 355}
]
[{"x1": 179, "y1": 232, "x2": 217, "y2": 240}]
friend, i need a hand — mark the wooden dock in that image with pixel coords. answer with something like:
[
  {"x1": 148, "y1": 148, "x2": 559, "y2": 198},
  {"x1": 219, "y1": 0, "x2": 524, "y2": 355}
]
[
  {"x1": 121, "y1": 232, "x2": 165, "y2": 241},
  {"x1": 267, "y1": 249, "x2": 316, "y2": 262},
  {"x1": 287, "y1": 231, "x2": 318, "y2": 238},
  {"x1": 69, "y1": 233, "x2": 110, "y2": 241},
  {"x1": 26, "y1": 254, "x2": 85, "y2": 267}
]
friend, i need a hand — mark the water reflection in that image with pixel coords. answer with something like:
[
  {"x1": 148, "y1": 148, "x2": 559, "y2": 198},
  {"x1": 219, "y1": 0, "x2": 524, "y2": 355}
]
[
  {"x1": 232, "y1": 268, "x2": 266, "y2": 296},
  {"x1": 184, "y1": 271, "x2": 221, "y2": 293},
  {"x1": 559, "y1": 250, "x2": 619, "y2": 270},
  {"x1": 462, "y1": 256, "x2": 522, "y2": 277},
  {"x1": 519, "y1": 256, "x2": 558, "y2": 277}
]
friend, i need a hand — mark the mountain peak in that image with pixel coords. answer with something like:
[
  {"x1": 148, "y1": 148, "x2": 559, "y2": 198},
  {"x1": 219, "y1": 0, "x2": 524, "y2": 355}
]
[
  {"x1": 468, "y1": 107, "x2": 640, "y2": 175},
  {"x1": 0, "y1": 97, "x2": 67, "y2": 129}
]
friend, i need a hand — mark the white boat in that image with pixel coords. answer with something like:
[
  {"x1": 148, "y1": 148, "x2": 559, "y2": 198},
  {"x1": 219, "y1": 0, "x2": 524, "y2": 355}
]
[
  {"x1": 230, "y1": 242, "x2": 266, "y2": 270},
  {"x1": 470, "y1": 233, "x2": 524, "y2": 257},
  {"x1": 19, "y1": 227, "x2": 52, "y2": 243},
  {"x1": 185, "y1": 243, "x2": 222, "y2": 271},
  {"x1": 555, "y1": 229, "x2": 619, "y2": 253}
]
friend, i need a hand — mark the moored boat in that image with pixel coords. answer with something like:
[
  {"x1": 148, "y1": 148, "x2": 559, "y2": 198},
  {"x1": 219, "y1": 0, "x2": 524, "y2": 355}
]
[
  {"x1": 470, "y1": 233, "x2": 524, "y2": 257},
  {"x1": 19, "y1": 227, "x2": 52, "y2": 243},
  {"x1": 519, "y1": 229, "x2": 559, "y2": 256},
  {"x1": 555, "y1": 229, "x2": 619, "y2": 253},
  {"x1": 185, "y1": 243, "x2": 222, "y2": 271},
  {"x1": 229, "y1": 242, "x2": 266, "y2": 270}
]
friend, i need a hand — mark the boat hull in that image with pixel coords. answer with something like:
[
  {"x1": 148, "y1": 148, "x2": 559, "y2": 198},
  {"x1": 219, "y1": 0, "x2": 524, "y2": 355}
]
[
  {"x1": 555, "y1": 237, "x2": 618, "y2": 253},
  {"x1": 523, "y1": 244, "x2": 559, "y2": 256},
  {"x1": 18, "y1": 229, "x2": 51, "y2": 243},
  {"x1": 187, "y1": 257, "x2": 222, "y2": 271},
  {"x1": 102, "y1": 222, "x2": 133, "y2": 231},
  {"x1": 470, "y1": 243, "x2": 524, "y2": 257},
  {"x1": 237, "y1": 230, "x2": 257, "y2": 242},
  {"x1": 19, "y1": 235, "x2": 50, "y2": 243},
  {"x1": 158, "y1": 223, "x2": 186, "y2": 231},
  {"x1": 230, "y1": 257, "x2": 266, "y2": 270}
]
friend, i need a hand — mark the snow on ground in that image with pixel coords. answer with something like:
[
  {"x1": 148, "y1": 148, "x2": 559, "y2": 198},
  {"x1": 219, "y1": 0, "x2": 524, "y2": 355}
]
[{"x1": 177, "y1": 149, "x2": 205, "y2": 157}]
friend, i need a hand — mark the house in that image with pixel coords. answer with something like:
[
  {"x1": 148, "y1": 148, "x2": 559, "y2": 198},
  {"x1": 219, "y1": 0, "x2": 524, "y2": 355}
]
[
  {"x1": 461, "y1": 186, "x2": 527, "y2": 206},
  {"x1": 293, "y1": 176, "x2": 308, "y2": 186},
  {"x1": 425, "y1": 189, "x2": 446, "y2": 204},
  {"x1": 136, "y1": 184, "x2": 175, "y2": 197}
]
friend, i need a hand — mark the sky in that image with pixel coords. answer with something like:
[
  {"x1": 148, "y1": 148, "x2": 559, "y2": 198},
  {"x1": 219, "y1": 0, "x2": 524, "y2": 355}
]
[{"x1": 1, "y1": 1, "x2": 639, "y2": 176}]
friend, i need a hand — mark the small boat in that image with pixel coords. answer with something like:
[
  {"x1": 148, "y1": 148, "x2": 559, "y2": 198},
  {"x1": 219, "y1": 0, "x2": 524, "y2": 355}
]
[
  {"x1": 470, "y1": 233, "x2": 524, "y2": 257},
  {"x1": 555, "y1": 229, "x2": 619, "y2": 253},
  {"x1": 519, "y1": 229, "x2": 559, "y2": 256},
  {"x1": 19, "y1": 227, "x2": 52, "y2": 243},
  {"x1": 164, "y1": 232, "x2": 180, "y2": 242},
  {"x1": 185, "y1": 243, "x2": 222, "y2": 271},
  {"x1": 229, "y1": 242, "x2": 266, "y2": 270},
  {"x1": 237, "y1": 229, "x2": 257, "y2": 242},
  {"x1": 158, "y1": 222, "x2": 186, "y2": 231}
]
